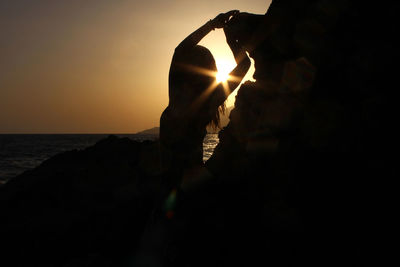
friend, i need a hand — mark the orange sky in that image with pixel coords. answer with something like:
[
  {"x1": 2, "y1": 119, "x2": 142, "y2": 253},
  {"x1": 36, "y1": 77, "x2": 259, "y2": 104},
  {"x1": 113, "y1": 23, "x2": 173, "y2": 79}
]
[{"x1": 0, "y1": 0, "x2": 270, "y2": 133}]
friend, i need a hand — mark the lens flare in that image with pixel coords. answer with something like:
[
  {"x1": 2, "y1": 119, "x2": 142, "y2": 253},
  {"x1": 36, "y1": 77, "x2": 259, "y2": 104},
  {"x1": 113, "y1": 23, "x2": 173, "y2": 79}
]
[
  {"x1": 216, "y1": 70, "x2": 231, "y2": 83},
  {"x1": 216, "y1": 60, "x2": 235, "y2": 83}
]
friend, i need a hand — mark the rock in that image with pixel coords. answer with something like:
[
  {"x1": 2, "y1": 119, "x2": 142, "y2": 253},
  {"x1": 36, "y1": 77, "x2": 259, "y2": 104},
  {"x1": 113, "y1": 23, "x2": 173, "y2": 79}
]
[
  {"x1": 0, "y1": 135, "x2": 163, "y2": 266},
  {"x1": 205, "y1": 0, "x2": 396, "y2": 266}
]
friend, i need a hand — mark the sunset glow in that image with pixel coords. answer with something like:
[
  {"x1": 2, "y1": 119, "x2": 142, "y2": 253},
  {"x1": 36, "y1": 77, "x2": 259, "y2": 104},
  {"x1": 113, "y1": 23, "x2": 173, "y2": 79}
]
[{"x1": 0, "y1": 0, "x2": 269, "y2": 133}]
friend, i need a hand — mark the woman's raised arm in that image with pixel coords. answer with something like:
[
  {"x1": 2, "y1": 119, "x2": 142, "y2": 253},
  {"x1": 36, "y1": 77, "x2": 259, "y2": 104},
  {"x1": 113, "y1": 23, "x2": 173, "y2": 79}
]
[
  {"x1": 175, "y1": 10, "x2": 239, "y2": 52},
  {"x1": 224, "y1": 22, "x2": 251, "y2": 95}
]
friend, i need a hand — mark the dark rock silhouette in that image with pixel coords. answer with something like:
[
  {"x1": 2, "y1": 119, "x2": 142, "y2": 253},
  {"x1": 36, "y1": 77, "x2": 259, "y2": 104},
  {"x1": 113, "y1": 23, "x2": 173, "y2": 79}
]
[
  {"x1": 0, "y1": 1, "x2": 397, "y2": 266},
  {"x1": 0, "y1": 136, "x2": 163, "y2": 266},
  {"x1": 206, "y1": 1, "x2": 396, "y2": 266}
]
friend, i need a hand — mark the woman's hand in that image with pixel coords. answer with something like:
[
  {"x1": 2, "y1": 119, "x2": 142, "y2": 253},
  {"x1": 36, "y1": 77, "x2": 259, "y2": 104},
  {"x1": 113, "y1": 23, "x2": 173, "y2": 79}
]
[
  {"x1": 211, "y1": 10, "x2": 239, "y2": 29},
  {"x1": 175, "y1": 10, "x2": 239, "y2": 51}
]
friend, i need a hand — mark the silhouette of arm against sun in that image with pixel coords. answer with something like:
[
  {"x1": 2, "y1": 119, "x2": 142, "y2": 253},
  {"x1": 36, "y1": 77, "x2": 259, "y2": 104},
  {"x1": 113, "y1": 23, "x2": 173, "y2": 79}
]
[
  {"x1": 208, "y1": 20, "x2": 251, "y2": 109},
  {"x1": 175, "y1": 10, "x2": 239, "y2": 51}
]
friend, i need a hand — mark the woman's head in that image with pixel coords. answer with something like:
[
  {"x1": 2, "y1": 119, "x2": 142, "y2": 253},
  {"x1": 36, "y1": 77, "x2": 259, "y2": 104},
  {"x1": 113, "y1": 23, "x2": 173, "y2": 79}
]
[
  {"x1": 169, "y1": 45, "x2": 224, "y2": 128},
  {"x1": 171, "y1": 45, "x2": 217, "y2": 93}
]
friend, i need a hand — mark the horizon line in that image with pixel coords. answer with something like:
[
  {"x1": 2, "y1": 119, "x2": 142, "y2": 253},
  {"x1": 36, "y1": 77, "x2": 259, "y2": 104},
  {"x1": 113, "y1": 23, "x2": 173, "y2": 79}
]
[{"x1": 0, "y1": 132, "x2": 156, "y2": 135}]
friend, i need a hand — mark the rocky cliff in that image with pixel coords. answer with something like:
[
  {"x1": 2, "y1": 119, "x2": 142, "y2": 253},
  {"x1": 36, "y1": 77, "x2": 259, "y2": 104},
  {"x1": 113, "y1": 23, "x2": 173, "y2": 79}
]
[
  {"x1": 0, "y1": 1, "x2": 397, "y2": 266},
  {"x1": 206, "y1": 0, "x2": 396, "y2": 265}
]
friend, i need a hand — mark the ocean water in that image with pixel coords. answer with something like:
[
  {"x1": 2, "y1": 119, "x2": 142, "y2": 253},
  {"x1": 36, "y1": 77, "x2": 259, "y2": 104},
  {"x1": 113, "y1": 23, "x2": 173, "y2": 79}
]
[
  {"x1": 202, "y1": 133, "x2": 219, "y2": 162},
  {"x1": 0, "y1": 133, "x2": 219, "y2": 184}
]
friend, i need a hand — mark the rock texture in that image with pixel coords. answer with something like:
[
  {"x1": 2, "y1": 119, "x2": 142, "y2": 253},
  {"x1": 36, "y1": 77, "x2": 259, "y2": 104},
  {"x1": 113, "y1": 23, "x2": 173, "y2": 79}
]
[{"x1": 0, "y1": 1, "x2": 397, "y2": 266}]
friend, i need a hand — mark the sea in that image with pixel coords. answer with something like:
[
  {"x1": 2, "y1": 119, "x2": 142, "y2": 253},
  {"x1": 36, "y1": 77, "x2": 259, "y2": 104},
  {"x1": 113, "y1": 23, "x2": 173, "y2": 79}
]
[{"x1": 0, "y1": 133, "x2": 219, "y2": 185}]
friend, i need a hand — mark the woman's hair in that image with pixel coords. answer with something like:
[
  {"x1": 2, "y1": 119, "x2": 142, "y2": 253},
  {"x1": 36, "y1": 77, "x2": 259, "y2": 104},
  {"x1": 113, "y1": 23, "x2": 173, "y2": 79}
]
[{"x1": 169, "y1": 45, "x2": 225, "y2": 129}]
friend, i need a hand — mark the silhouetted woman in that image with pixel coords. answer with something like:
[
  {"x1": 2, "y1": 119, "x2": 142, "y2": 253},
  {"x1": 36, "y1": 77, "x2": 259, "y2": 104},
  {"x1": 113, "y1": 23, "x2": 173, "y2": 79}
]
[
  {"x1": 133, "y1": 11, "x2": 251, "y2": 266},
  {"x1": 160, "y1": 10, "x2": 251, "y2": 194}
]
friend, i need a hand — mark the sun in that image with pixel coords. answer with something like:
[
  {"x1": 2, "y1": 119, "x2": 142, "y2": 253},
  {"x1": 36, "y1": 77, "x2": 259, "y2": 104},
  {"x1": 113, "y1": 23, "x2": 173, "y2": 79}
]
[
  {"x1": 216, "y1": 68, "x2": 231, "y2": 83},
  {"x1": 215, "y1": 60, "x2": 235, "y2": 83}
]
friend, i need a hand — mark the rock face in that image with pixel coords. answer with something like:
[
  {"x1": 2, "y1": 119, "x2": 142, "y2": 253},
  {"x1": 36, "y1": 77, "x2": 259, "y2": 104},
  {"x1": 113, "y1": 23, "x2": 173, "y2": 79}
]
[
  {"x1": 0, "y1": 136, "x2": 163, "y2": 266},
  {"x1": 205, "y1": 0, "x2": 397, "y2": 266},
  {"x1": 0, "y1": 1, "x2": 396, "y2": 266}
]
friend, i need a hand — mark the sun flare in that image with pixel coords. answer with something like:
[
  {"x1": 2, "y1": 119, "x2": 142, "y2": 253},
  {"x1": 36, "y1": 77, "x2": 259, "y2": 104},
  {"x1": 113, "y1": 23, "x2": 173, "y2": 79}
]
[
  {"x1": 215, "y1": 60, "x2": 235, "y2": 83},
  {"x1": 216, "y1": 69, "x2": 231, "y2": 83}
]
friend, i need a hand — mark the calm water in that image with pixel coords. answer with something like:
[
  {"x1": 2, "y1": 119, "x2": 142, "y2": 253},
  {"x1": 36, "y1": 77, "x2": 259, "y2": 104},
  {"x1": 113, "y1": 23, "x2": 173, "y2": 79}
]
[{"x1": 0, "y1": 133, "x2": 219, "y2": 184}]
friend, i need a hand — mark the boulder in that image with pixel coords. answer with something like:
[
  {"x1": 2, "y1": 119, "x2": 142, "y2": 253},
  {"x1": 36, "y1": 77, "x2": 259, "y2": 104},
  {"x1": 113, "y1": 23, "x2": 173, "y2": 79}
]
[{"x1": 0, "y1": 135, "x2": 163, "y2": 266}]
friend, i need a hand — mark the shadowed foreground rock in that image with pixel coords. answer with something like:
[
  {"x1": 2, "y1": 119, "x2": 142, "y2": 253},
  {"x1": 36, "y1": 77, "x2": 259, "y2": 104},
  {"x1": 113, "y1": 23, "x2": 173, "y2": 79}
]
[
  {"x1": 0, "y1": 136, "x2": 163, "y2": 266},
  {"x1": 0, "y1": 1, "x2": 397, "y2": 266}
]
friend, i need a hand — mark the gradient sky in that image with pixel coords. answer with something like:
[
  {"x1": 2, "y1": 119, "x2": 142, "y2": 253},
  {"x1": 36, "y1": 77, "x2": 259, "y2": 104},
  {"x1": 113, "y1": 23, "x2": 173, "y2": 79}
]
[{"x1": 0, "y1": 0, "x2": 270, "y2": 133}]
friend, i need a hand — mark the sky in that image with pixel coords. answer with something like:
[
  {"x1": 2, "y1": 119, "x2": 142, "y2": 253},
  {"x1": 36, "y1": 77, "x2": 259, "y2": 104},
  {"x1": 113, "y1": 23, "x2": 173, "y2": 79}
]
[{"x1": 0, "y1": 0, "x2": 270, "y2": 133}]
